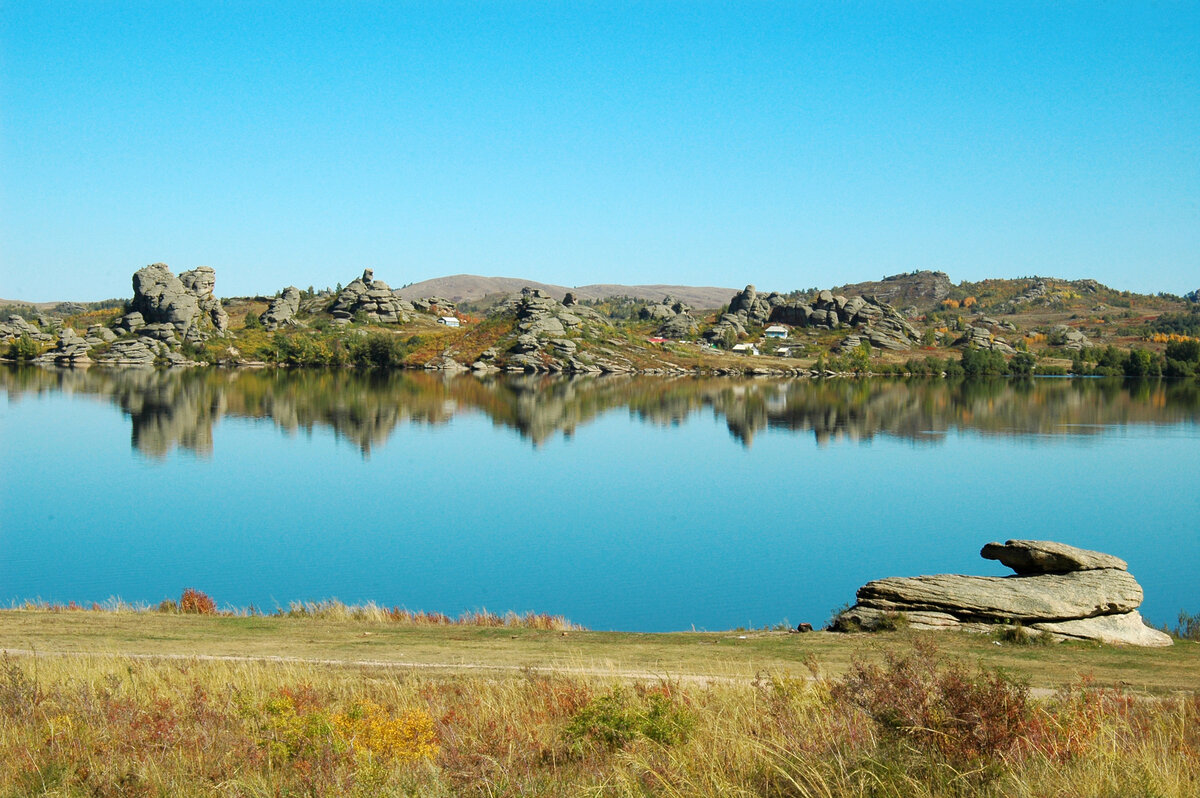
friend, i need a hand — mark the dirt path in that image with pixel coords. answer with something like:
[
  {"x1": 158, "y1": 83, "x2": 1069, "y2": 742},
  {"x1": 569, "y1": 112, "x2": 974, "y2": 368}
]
[{"x1": 0, "y1": 647, "x2": 744, "y2": 687}]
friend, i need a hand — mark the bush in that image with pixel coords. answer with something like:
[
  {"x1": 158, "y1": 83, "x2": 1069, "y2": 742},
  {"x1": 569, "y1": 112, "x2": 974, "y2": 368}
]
[
  {"x1": 832, "y1": 639, "x2": 1032, "y2": 767},
  {"x1": 5, "y1": 334, "x2": 41, "y2": 361},
  {"x1": 1172, "y1": 610, "x2": 1200, "y2": 641},
  {"x1": 564, "y1": 687, "x2": 693, "y2": 750},
  {"x1": 348, "y1": 333, "x2": 407, "y2": 369},
  {"x1": 179, "y1": 588, "x2": 217, "y2": 615},
  {"x1": 243, "y1": 311, "x2": 262, "y2": 330}
]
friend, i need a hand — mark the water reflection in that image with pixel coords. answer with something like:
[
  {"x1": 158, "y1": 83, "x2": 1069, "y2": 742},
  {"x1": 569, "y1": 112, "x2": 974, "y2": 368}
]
[{"x1": 4, "y1": 366, "x2": 1198, "y2": 457}]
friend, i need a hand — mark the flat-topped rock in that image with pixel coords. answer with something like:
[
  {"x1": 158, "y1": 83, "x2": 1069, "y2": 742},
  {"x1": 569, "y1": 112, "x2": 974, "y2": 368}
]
[
  {"x1": 981, "y1": 539, "x2": 1127, "y2": 575},
  {"x1": 855, "y1": 569, "x2": 1143, "y2": 623}
]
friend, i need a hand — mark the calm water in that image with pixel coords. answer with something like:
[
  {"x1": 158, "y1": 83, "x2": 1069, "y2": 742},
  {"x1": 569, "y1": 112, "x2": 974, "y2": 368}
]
[{"x1": 2, "y1": 366, "x2": 1197, "y2": 631}]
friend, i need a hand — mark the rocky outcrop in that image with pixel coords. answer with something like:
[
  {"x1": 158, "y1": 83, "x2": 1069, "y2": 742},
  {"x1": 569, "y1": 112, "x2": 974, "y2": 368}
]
[
  {"x1": 981, "y1": 539, "x2": 1125, "y2": 574},
  {"x1": 37, "y1": 327, "x2": 92, "y2": 366},
  {"x1": 640, "y1": 296, "x2": 699, "y2": 339},
  {"x1": 179, "y1": 266, "x2": 228, "y2": 338},
  {"x1": 497, "y1": 287, "x2": 617, "y2": 373},
  {"x1": 122, "y1": 263, "x2": 227, "y2": 343},
  {"x1": 768, "y1": 290, "x2": 921, "y2": 352},
  {"x1": 329, "y1": 269, "x2": 413, "y2": 324},
  {"x1": 128, "y1": 263, "x2": 198, "y2": 335},
  {"x1": 0, "y1": 314, "x2": 54, "y2": 344},
  {"x1": 831, "y1": 540, "x2": 1171, "y2": 647},
  {"x1": 260, "y1": 287, "x2": 303, "y2": 331},
  {"x1": 954, "y1": 325, "x2": 1017, "y2": 354},
  {"x1": 702, "y1": 285, "x2": 777, "y2": 346},
  {"x1": 1049, "y1": 324, "x2": 1091, "y2": 351}
]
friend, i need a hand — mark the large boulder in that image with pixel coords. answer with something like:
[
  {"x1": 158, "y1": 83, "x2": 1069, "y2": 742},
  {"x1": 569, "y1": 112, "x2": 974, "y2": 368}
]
[
  {"x1": 853, "y1": 569, "x2": 1143, "y2": 622},
  {"x1": 260, "y1": 287, "x2": 303, "y2": 331},
  {"x1": 831, "y1": 540, "x2": 1171, "y2": 647},
  {"x1": 180, "y1": 266, "x2": 229, "y2": 336},
  {"x1": 130, "y1": 263, "x2": 198, "y2": 335}
]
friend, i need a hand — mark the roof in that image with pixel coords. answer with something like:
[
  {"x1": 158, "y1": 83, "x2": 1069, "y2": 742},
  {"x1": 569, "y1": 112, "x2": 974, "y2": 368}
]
[{"x1": 764, "y1": 325, "x2": 788, "y2": 333}]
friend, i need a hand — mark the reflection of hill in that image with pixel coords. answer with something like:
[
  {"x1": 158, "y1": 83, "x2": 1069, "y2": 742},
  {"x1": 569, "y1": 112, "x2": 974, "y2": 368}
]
[{"x1": 3, "y1": 365, "x2": 1198, "y2": 457}]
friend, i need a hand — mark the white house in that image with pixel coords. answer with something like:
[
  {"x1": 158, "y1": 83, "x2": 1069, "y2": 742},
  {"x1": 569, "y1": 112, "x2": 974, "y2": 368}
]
[
  {"x1": 731, "y1": 343, "x2": 760, "y2": 356},
  {"x1": 764, "y1": 325, "x2": 788, "y2": 339},
  {"x1": 437, "y1": 316, "x2": 460, "y2": 328}
]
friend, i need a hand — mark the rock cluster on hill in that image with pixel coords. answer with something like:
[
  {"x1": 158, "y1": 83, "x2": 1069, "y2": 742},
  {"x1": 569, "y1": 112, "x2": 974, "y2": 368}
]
[
  {"x1": 260, "y1": 287, "x2": 304, "y2": 331},
  {"x1": 954, "y1": 325, "x2": 1017, "y2": 354},
  {"x1": 1049, "y1": 324, "x2": 1091, "y2": 351},
  {"x1": 329, "y1": 269, "x2": 414, "y2": 324},
  {"x1": 118, "y1": 263, "x2": 227, "y2": 343},
  {"x1": 773, "y1": 290, "x2": 922, "y2": 351},
  {"x1": 640, "y1": 296, "x2": 700, "y2": 338},
  {"x1": 700, "y1": 285, "x2": 778, "y2": 345},
  {"x1": 0, "y1": 314, "x2": 54, "y2": 344},
  {"x1": 830, "y1": 539, "x2": 1171, "y2": 647},
  {"x1": 497, "y1": 287, "x2": 624, "y2": 373},
  {"x1": 179, "y1": 266, "x2": 229, "y2": 338}
]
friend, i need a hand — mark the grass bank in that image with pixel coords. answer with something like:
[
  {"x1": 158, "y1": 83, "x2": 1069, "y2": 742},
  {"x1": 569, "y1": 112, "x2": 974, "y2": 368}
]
[{"x1": 1, "y1": 608, "x2": 1198, "y2": 796}]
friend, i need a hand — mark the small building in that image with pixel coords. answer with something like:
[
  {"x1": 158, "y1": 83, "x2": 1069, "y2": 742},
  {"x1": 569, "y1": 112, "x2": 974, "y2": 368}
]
[
  {"x1": 731, "y1": 343, "x2": 760, "y2": 356},
  {"x1": 437, "y1": 316, "x2": 460, "y2": 327},
  {"x1": 764, "y1": 325, "x2": 788, "y2": 339}
]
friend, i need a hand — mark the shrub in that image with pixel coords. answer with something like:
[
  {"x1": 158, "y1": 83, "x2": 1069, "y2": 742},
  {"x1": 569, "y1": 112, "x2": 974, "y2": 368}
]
[
  {"x1": 5, "y1": 333, "x2": 41, "y2": 361},
  {"x1": 564, "y1": 687, "x2": 693, "y2": 750},
  {"x1": 243, "y1": 311, "x2": 262, "y2": 330},
  {"x1": 334, "y1": 699, "x2": 438, "y2": 763},
  {"x1": 179, "y1": 588, "x2": 217, "y2": 615},
  {"x1": 1172, "y1": 610, "x2": 1200, "y2": 641},
  {"x1": 831, "y1": 639, "x2": 1032, "y2": 767}
]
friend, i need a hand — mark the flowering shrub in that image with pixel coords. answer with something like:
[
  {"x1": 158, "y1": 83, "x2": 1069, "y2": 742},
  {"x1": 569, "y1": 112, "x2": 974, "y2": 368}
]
[{"x1": 334, "y1": 699, "x2": 438, "y2": 763}]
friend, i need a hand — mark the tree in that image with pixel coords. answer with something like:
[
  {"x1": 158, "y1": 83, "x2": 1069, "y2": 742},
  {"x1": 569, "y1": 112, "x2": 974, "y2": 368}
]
[{"x1": 1008, "y1": 351, "x2": 1036, "y2": 376}]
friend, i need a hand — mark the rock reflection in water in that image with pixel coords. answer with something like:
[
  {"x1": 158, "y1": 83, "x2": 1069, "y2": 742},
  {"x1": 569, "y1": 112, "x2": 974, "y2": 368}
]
[{"x1": 3, "y1": 365, "x2": 1198, "y2": 457}]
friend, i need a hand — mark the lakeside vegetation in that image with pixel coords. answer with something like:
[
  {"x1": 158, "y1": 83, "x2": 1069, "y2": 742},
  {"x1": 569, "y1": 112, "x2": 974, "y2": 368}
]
[{"x1": 1, "y1": 606, "x2": 1198, "y2": 797}]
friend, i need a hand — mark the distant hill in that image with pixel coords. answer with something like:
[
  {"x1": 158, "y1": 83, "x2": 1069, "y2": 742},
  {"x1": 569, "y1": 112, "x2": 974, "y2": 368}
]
[{"x1": 396, "y1": 275, "x2": 736, "y2": 310}]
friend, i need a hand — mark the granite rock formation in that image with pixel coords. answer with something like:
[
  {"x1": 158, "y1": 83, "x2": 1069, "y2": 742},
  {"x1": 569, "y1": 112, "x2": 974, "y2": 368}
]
[
  {"x1": 179, "y1": 266, "x2": 229, "y2": 338},
  {"x1": 0, "y1": 314, "x2": 54, "y2": 344},
  {"x1": 831, "y1": 539, "x2": 1172, "y2": 647},
  {"x1": 120, "y1": 263, "x2": 226, "y2": 343},
  {"x1": 260, "y1": 287, "x2": 303, "y2": 331},
  {"x1": 1049, "y1": 324, "x2": 1091, "y2": 351},
  {"x1": 329, "y1": 269, "x2": 413, "y2": 324}
]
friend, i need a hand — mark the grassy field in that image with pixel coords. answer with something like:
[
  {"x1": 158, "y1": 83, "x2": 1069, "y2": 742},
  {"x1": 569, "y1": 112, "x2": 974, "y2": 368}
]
[
  {"x1": 2, "y1": 609, "x2": 1199, "y2": 693},
  {"x1": 2, "y1": 609, "x2": 1198, "y2": 797}
]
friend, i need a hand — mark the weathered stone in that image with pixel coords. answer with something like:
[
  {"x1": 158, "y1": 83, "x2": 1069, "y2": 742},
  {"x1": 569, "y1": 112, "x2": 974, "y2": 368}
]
[
  {"x1": 981, "y1": 540, "x2": 1127, "y2": 575},
  {"x1": 179, "y1": 266, "x2": 228, "y2": 335},
  {"x1": 1032, "y1": 611, "x2": 1172, "y2": 647},
  {"x1": 130, "y1": 263, "x2": 199, "y2": 335},
  {"x1": 659, "y1": 313, "x2": 699, "y2": 338},
  {"x1": 260, "y1": 287, "x2": 303, "y2": 331},
  {"x1": 329, "y1": 270, "x2": 411, "y2": 323},
  {"x1": 855, "y1": 569, "x2": 1143, "y2": 622}
]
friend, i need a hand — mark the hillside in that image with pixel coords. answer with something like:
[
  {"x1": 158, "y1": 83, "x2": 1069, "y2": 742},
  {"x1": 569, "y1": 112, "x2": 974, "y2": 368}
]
[{"x1": 396, "y1": 274, "x2": 735, "y2": 309}]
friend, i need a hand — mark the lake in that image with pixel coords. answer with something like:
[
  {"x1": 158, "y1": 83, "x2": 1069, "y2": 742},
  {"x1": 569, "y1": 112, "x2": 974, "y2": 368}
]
[{"x1": 2, "y1": 366, "x2": 1197, "y2": 632}]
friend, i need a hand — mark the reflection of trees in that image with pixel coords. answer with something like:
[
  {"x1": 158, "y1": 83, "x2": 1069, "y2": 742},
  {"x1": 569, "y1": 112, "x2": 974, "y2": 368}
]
[{"x1": 2, "y1": 365, "x2": 1198, "y2": 457}]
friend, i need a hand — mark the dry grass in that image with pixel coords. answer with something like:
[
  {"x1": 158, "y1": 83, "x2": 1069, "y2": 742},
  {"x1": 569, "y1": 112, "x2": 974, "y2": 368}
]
[{"x1": 0, "y1": 638, "x2": 1196, "y2": 797}]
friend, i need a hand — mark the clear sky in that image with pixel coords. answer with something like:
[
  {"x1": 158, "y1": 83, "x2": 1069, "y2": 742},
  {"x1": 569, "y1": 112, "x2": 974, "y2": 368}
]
[{"x1": 2, "y1": 1, "x2": 1197, "y2": 301}]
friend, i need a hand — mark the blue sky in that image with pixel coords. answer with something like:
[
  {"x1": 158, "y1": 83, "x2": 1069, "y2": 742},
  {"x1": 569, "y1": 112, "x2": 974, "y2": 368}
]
[{"x1": 2, "y1": 1, "x2": 1197, "y2": 300}]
